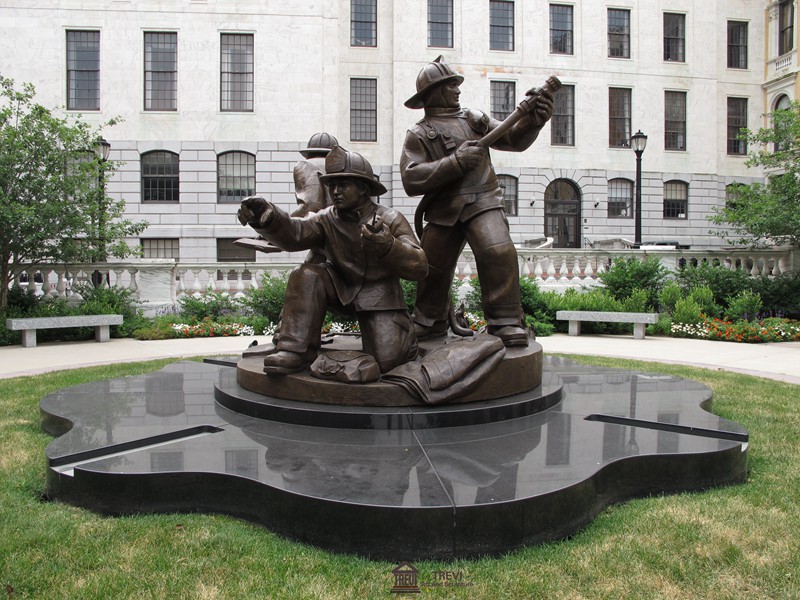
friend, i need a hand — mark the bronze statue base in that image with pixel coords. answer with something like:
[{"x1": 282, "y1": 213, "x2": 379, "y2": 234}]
[{"x1": 235, "y1": 335, "x2": 543, "y2": 407}]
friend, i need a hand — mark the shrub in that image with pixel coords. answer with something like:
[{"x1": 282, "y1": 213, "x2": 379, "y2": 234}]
[
  {"x1": 243, "y1": 314, "x2": 275, "y2": 336},
  {"x1": 599, "y1": 255, "x2": 668, "y2": 309},
  {"x1": 658, "y1": 281, "x2": 682, "y2": 314},
  {"x1": 400, "y1": 279, "x2": 417, "y2": 314},
  {"x1": 525, "y1": 314, "x2": 555, "y2": 337},
  {"x1": 724, "y1": 290, "x2": 763, "y2": 322},
  {"x1": 688, "y1": 285, "x2": 721, "y2": 319},
  {"x1": 177, "y1": 289, "x2": 241, "y2": 321},
  {"x1": 676, "y1": 262, "x2": 751, "y2": 308},
  {"x1": 520, "y1": 276, "x2": 548, "y2": 316},
  {"x1": 5, "y1": 285, "x2": 41, "y2": 313},
  {"x1": 74, "y1": 284, "x2": 137, "y2": 319},
  {"x1": 132, "y1": 321, "x2": 177, "y2": 341},
  {"x1": 647, "y1": 313, "x2": 673, "y2": 337},
  {"x1": 672, "y1": 297, "x2": 704, "y2": 325},
  {"x1": 542, "y1": 288, "x2": 627, "y2": 334},
  {"x1": 621, "y1": 288, "x2": 649, "y2": 313},
  {"x1": 240, "y1": 273, "x2": 289, "y2": 323},
  {"x1": 749, "y1": 272, "x2": 800, "y2": 317}
]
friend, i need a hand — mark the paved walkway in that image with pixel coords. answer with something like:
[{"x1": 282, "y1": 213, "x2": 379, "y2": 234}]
[{"x1": 0, "y1": 333, "x2": 798, "y2": 384}]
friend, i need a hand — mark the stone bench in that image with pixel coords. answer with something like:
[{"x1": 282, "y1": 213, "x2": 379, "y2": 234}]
[
  {"x1": 555, "y1": 311, "x2": 659, "y2": 340},
  {"x1": 6, "y1": 315, "x2": 123, "y2": 348}
]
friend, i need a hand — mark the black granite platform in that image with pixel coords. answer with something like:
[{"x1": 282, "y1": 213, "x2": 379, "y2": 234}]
[{"x1": 40, "y1": 357, "x2": 749, "y2": 560}]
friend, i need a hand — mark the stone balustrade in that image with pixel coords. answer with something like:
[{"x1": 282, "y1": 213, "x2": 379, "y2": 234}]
[{"x1": 10, "y1": 247, "x2": 798, "y2": 316}]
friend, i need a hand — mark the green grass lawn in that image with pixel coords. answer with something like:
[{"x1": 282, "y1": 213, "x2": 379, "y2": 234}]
[{"x1": 1, "y1": 356, "x2": 798, "y2": 599}]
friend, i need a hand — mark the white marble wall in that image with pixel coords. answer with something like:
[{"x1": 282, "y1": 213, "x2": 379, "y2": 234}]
[{"x1": 0, "y1": 0, "x2": 782, "y2": 258}]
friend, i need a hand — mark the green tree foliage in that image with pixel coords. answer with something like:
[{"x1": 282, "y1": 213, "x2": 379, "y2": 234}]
[
  {"x1": 0, "y1": 76, "x2": 147, "y2": 310},
  {"x1": 709, "y1": 100, "x2": 800, "y2": 248}
]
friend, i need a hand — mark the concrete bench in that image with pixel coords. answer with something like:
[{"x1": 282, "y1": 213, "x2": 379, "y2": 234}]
[
  {"x1": 556, "y1": 311, "x2": 659, "y2": 340},
  {"x1": 6, "y1": 314, "x2": 123, "y2": 348}
]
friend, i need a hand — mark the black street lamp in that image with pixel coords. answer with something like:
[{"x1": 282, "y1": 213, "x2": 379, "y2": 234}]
[
  {"x1": 92, "y1": 137, "x2": 111, "y2": 287},
  {"x1": 631, "y1": 130, "x2": 647, "y2": 247}
]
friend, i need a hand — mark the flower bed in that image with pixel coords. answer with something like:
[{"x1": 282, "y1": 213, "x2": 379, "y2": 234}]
[
  {"x1": 170, "y1": 321, "x2": 255, "y2": 338},
  {"x1": 671, "y1": 317, "x2": 800, "y2": 343}
]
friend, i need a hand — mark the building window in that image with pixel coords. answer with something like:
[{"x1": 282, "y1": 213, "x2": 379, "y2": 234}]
[
  {"x1": 141, "y1": 151, "x2": 179, "y2": 202},
  {"x1": 350, "y1": 78, "x2": 377, "y2": 142},
  {"x1": 608, "y1": 88, "x2": 631, "y2": 148},
  {"x1": 428, "y1": 0, "x2": 453, "y2": 48},
  {"x1": 608, "y1": 178, "x2": 633, "y2": 218},
  {"x1": 220, "y1": 33, "x2": 254, "y2": 112},
  {"x1": 665, "y1": 91, "x2": 687, "y2": 151},
  {"x1": 498, "y1": 175, "x2": 518, "y2": 216},
  {"x1": 66, "y1": 30, "x2": 100, "y2": 110},
  {"x1": 779, "y1": 0, "x2": 794, "y2": 55},
  {"x1": 217, "y1": 239, "x2": 255, "y2": 262},
  {"x1": 727, "y1": 21, "x2": 748, "y2": 69},
  {"x1": 663, "y1": 13, "x2": 685, "y2": 62},
  {"x1": 774, "y1": 94, "x2": 791, "y2": 152},
  {"x1": 144, "y1": 32, "x2": 177, "y2": 111},
  {"x1": 727, "y1": 97, "x2": 748, "y2": 156},
  {"x1": 551, "y1": 84, "x2": 575, "y2": 146},
  {"x1": 608, "y1": 9, "x2": 630, "y2": 58},
  {"x1": 218, "y1": 152, "x2": 256, "y2": 203},
  {"x1": 550, "y1": 4, "x2": 574, "y2": 55},
  {"x1": 142, "y1": 238, "x2": 179, "y2": 259},
  {"x1": 663, "y1": 180, "x2": 688, "y2": 219},
  {"x1": 490, "y1": 81, "x2": 515, "y2": 120},
  {"x1": 490, "y1": 1, "x2": 514, "y2": 51},
  {"x1": 725, "y1": 183, "x2": 741, "y2": 210},
  {"x1": 351, "y1": 0, "x2": 377, "y2": 47}
]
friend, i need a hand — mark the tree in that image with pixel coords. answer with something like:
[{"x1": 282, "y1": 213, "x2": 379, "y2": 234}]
[
  {"x1": 709, "y1": 100, "x2": 800, "y2": 248},
  {"x1": 0, "y1": 76, "x2": 147, "y2": 311}
]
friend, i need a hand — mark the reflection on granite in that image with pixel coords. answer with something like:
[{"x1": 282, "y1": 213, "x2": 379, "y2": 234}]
[{"x1": 41, "y1": 358, "x2": 748, "y2": 560}]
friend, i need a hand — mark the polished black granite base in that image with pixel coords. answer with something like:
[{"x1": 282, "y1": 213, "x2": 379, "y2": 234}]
[{"x1": 40, "y1": 357, "x2": 749, "y2": 560}]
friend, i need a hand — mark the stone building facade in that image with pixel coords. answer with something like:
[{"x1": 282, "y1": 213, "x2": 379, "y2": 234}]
[{"x1": 1, "y1": 0, "x2": 797, "y2": 261}]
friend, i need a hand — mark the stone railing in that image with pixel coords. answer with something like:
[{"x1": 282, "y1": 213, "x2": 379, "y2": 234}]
[
  {"x1": 11, "y1": 247, "x2": 798, "y2": 315},
  {"x1": 770, "y1": 51, "x2": 795, "y2": 75},
  {"x1": 510, "y1": 246, "x2": 797, "y2": 291}
]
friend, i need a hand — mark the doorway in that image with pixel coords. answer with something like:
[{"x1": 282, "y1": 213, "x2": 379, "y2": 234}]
[{"x1": 544, "y1": 179, "x2": 582, "y2": 248}]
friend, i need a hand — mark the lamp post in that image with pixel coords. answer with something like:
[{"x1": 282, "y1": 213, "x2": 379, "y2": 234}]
[
  {"x1": 631, "y1": 130, "x2": 647, "y2": 247},
  {"x1": 92, "y1": 137, "x2": 111, "y2": 287}
]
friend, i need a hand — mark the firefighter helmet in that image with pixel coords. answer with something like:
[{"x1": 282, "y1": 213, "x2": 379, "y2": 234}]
[
  {"x1": 404, "y1": 56, "x2": 464, "y2": 109},
  {"x1": 319, "y1": 146, "x2": 387, "y2": 196},
  {"x1": 299, "y1": 132, "x2": 339, "y2": 158}
]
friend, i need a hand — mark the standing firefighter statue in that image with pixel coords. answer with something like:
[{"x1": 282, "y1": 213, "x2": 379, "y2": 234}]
[{"x1": 400, "y1": 56, "x2": 558, "y2": 347}]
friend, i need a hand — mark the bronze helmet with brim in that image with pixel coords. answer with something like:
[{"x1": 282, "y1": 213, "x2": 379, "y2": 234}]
[
  {"x1": 404, "y1": 56, "x2": 464, "y2": 110},
  {"x1": 299, "y1": 132, "x2": 339, "y2": 158},
  {"x1": 319, "y1": 146, "x2": 387, "y2": 196}
]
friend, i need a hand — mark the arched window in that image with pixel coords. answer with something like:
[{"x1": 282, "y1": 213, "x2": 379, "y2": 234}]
[
  {"x1": 725, "y1": 183, "x2": 741, "y2": 210},
  {"x1": 544, "y1": 178, "x2": 582, "y2": 248},
  {"x1": 218, "y1": 151, "x2": 256, "y2": 203},
  {"x1": 774, "y1": 94, "x2": 791, "y2": 153},
  {"x1": 608, "y1": 178, "x2": 633, "y2": 218},
  {"x1": 141, "y1": 150, "x2": 179, "y2": 202},
  {"x1": 663, "y1": 180, "x2": 688, "y2": 219},
  {"x1": 497, "y1": 174, "x2": 518, "y2": 216}
]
